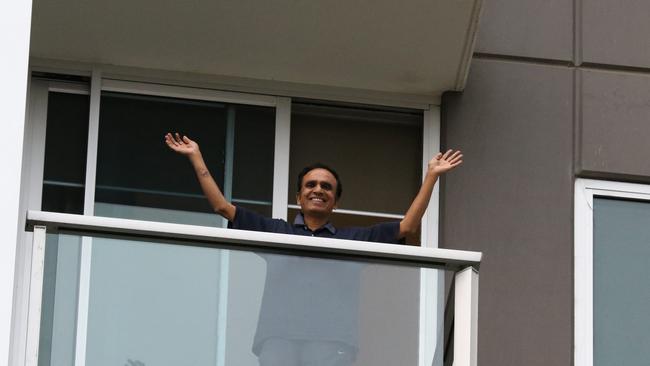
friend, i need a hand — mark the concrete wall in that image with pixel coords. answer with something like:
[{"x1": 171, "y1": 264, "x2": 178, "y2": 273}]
[{"x1": 441, "y1": 0, "x2": 650, "y2": 365}]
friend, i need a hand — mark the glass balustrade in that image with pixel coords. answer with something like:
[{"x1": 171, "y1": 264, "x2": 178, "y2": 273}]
[
  {"x1": 25, "y1": 211, "x2": 479, "y2": 366},
  {"x1": 36, "y1": 232, "x2": 443, "y2": 366}
]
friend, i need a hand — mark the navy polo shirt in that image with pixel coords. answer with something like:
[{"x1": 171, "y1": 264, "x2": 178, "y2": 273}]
[
  {"x1": 228, "y1": 206, "x2": 403, "y2": 355},
  {"x1": 229, "y1": 205, "x2": 402, "y2": 243}
]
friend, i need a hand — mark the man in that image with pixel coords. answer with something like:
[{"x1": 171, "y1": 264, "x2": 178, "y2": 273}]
[{"x1": 164, "y1": 132, "x2": 462, "y2": 366}]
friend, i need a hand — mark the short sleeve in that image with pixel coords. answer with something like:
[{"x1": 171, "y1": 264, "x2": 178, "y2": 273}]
[{"x1": 228, "y1": 206, "x2": 292, "y2": 234}]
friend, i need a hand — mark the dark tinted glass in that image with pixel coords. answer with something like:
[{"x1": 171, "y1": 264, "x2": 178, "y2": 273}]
[
  {"x1": 96, "y1": 92, "x2": 275, "y2": 220},
  {"x1": 232, "y1": 105, "x2": 275, "y2": 204},
  {"x1": 96, "y1": 92, "x2": 228, "y2": 214},
  {"x1": 41, "y1": 92, "x2": 90, "y2": 214}
]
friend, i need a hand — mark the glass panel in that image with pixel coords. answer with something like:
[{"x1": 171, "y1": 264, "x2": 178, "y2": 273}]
[
  {"x1": 232, "y1": 105, "x2": 275, "y2": 205},
  {"x1": 593, "y1": 197, "x2": 650, "y2": 366},
  {"x1": 289, "y1": 102, "x2": 422, "y2": 214},
  {"x1": 42, "y1": 92, "x2": 90, "y2": 214},
  {"x1": 95, "y1": 92, "x2": 228, "y2": 221},
  {"x1": 86, "y1": 236, "x2": 222, "y2": 366},
  {"x1": 41, "y1": 233, "x2": 439, "y2": 366},
  {"x1": 38, "y1": 235, "x2": 82, "y2": 366},
  {"x1": 95, "y1": 92, "x2": 275, "y2": 223}
]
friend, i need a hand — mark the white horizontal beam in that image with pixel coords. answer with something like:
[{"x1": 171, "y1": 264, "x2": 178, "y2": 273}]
[{"x1": 25, "y1": 210, "x2": 481, "y2": 270}]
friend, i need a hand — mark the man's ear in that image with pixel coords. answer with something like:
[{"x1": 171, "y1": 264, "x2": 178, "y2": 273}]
[{"x1": 296, "y1": 193, "x2": 301, "y2": 206}]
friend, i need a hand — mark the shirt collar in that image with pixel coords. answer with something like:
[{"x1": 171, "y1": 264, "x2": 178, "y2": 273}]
[{"x1": 293, "y1": 212, "x2": 337, "y2": 234}]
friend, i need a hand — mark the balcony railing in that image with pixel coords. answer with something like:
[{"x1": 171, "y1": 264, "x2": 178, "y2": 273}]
[{"x1": 23, "y1": 210, "x2": 480, "y2": 366}]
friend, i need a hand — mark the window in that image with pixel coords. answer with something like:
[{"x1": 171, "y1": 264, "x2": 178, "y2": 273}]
[{"x1": 574, "y1": 179, "x2": 650, "y2": 366}]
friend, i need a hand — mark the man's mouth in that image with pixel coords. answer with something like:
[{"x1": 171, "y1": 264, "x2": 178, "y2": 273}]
[{"x1": 309, "y1": 197, "x2": 325, "y2": 203}]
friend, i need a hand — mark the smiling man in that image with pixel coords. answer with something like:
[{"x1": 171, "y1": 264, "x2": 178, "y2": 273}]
[{"x1": 164, "y1": 132, "x2": 462, "y2": 366}]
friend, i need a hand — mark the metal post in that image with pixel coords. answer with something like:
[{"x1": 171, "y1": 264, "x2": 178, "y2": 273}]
[
  {"x1": 453, "y1": 266, "x2": 478, "y2": 366},
  {"x1": 25, "y1": 226, "x2": 47, "y2": 366}
]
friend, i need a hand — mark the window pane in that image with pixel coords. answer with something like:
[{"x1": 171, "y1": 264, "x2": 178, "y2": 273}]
[
  {"x1": 95, "y1": 92, "x2": 275, "y2": 222},
  {"x1": 232, "y1": 105, "x2": 275, "y2": 204},
  {"x1": 594, "y1": 197, "x2": 650, "y2": 366},
  {"x1": 41, "y1": 92, "x2": 90, "y2": 214},
  {"x1": 95, "y1": 92, "x2": 227, "y2": 218},
  {"x1": 289, "y1": 102, "x2": 422, "y2": 214}
]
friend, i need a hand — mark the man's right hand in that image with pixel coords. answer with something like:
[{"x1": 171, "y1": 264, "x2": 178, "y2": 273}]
[
  {"x1": 165, "y1": 132, "x2": 200, "y2": 157},
  {"x1": 163, "y1": 132, "x2": 236, "y2": 220}
]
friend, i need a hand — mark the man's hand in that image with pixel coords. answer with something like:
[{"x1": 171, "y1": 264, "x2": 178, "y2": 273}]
[
  {"x1": 163, "y1": 131, "x2": 235, "y2": 220},
  {"x1": 164, "y1": 132, "x2": 200, "y2": 157},
  {"x1": 428, "y1": 149, "x2": 463, "y2": 176},
  {"x1": 399, "y1": 149, "x2": 463, "y2": 240}
]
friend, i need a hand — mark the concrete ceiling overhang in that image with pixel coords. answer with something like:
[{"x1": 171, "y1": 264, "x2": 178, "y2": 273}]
[{"x1": 30, "y1": 0, "x2": 482, "y2": 101}]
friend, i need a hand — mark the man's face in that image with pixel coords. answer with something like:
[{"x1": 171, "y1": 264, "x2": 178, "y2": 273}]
[{"x1": 296, "y1": 168, "x2": 338, "y2": 218}]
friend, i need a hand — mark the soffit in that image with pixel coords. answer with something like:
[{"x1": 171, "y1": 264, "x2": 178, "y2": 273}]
[{"x1": 30, "y1": 0, "x2": 481, "y2": 99}]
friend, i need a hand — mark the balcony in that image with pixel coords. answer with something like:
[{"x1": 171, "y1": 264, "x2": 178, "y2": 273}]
[{"x1": 23, "y1": 210, "x2": 480, "y2": 366}]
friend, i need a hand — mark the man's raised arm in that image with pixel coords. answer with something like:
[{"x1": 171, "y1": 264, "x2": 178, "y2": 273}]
[
  {"x1": 164, "y1": 133, "x2": 236, "y2": 221},
  {"x1": 399, "y1": 150, "x2": 463, "y2": 239}
]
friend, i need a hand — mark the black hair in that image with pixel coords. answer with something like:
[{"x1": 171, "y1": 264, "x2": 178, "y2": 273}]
[{"x1": 297, "y1": 163, "x2": 343, "y2": 200}]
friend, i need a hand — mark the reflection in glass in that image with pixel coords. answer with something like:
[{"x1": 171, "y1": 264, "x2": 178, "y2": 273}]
[{"x1": 40, "y1": 233, "x2": 433, "y2": 366}]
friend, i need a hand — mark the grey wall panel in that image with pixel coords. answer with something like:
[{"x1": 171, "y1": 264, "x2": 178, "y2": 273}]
[
  {"x1": 579, "y1": 69, "x2": 650, "y2": 179},
  {"x1": 441, "y1": 59, "x2": 574, "y2": 366},
  {"x1": 582, "y1": 0, "x2": 650, "y2": 68},
  {"x1": 475, "y1": 0, "x2": 573, "y2": 61}
]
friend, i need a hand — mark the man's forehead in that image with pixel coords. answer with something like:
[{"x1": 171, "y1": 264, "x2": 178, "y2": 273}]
[{"x1": 302, "y1": 168, "x2": 336, "y2": 183}]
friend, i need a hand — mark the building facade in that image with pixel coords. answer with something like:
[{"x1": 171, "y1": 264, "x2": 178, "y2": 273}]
[{"x1": 441, "y1": 1, "x2": 650, "y2": 365}]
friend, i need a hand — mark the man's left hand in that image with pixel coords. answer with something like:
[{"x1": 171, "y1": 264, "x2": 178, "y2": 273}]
[{"x1": 428, "y1": 149, "x2": 463, "y2": 176}]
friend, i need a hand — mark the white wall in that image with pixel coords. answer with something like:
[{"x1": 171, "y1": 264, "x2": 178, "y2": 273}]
[{"x1": 0, "y1": 0, "x2": 33, "y2": 364}]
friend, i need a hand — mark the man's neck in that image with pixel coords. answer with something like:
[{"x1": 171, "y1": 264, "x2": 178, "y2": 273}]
[{"x1": 302, "y1": 213, "x2": 330, "y2": 231}]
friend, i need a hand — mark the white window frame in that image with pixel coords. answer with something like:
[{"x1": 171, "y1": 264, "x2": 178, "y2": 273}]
[
  {"x1": 21, "y1": 68, "x2": 443, "y2": 366},
  {"x1": 574, "y1": 178, "x2": 650, "y2": 366}
]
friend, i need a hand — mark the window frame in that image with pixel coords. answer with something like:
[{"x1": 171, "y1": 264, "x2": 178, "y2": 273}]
[{"x1": 574, "y1": 178, "x2": 650, "y2": 366}]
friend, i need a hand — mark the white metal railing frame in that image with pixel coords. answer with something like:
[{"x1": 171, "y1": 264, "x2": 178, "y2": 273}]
[{"x1": 23, "y1": 210, "x2": 481, "y2": 366}]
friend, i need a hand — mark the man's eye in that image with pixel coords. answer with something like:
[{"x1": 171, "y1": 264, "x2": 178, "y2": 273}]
[
  {"x1": 321, "y1": 183, "x2": 332, "y2": 190},
  {"x1": 306, "y1": 182, "x2": 316, "y2": 188}
]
